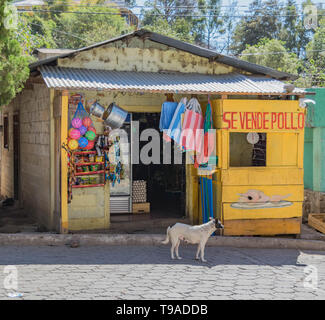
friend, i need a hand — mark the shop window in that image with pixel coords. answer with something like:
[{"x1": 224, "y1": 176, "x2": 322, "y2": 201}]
[
  {"x1": 3, "y1": 115, "x2": 8, "y2": 149},
  {"x1": 229, "y1": 132, "x2": 266, "y2": 167}
]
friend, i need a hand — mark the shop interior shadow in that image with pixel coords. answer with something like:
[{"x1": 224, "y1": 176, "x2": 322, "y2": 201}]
[{"x1": 132, "y1": 113, "x2": 186, "y2": 219}]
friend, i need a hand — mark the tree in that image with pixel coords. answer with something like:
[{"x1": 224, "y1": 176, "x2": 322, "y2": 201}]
[
  {"x1": 0, "y1": 1, "x2": 29, "y2": 106},
  {"x1": 240, "y1": 38, "x2": 302, "y2": 75},
  {"x1": 22, "y1": 0, "x2": 133, "y2": 49},
  {"x1": 142, "y1": 17, "x2": 195, "y2": 42},
  {"x1": 221, "y1": 0, "x2": 238, "y2": 54},
  {"x1": 194, "y1": 0, "x2": 224, "y2": 49},
  {"x1": 279, "y1": 0, "x2": 311, "y2": 58},
  {"x1": 56, "y1": 2, "x2": 133, "y2": 48},
  {"x1": 16, "y1": 14, "x2": 56, "y2": 56},
  {"x1": 231, "y1": 0, "x2": 283, "y2": 54},
  {"x1": 141, "y1": 0, "x2": 197, "y2": 43},
  {"x1": 303, "y1": 18, "x2": 325, "y2": 86}
]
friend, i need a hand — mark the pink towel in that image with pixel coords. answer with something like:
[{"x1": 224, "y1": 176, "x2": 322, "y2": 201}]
[{"x1": 180, "y1": 109, "x2": 204, "y2": 152}]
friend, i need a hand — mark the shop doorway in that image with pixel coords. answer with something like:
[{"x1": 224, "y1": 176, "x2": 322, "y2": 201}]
[{"x1": 132, "y1": 113, "x2": 186, "y2": 219}]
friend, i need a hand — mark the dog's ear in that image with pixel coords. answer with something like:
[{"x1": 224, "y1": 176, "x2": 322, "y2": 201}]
[{"x1": 209, "y1": 217, "x2": 215, "y2": 221}]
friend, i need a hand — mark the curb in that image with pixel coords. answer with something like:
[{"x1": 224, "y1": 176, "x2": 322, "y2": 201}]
[{"x1": 0, "y1": 233, "x2": 325, "y2": 250}]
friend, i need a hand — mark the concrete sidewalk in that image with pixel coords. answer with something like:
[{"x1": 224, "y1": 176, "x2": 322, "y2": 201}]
[{"x1": 0, "y1": 230, "x2": 325, "y2": 251}]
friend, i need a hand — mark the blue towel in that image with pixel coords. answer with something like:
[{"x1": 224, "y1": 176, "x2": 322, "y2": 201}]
[
  {"x1": 159, "y1": 102, "x2": 178, "y2": 131},
  {"x1": 165, "y1": 98, "x2": 187, "y2": 145}
]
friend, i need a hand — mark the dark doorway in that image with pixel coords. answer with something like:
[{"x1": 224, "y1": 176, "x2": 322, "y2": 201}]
[
  {"x1": 13, "y1": 114, "x2": 20, "y2": 200},
  {"x1": 132, "y1": 113, "x2": 186, "y2": 218}
]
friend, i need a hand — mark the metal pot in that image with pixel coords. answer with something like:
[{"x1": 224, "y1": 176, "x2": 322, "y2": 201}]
[
  {"x1": 89, "y1": 101, "x2": 105, "y2": 119},
  {"x1": 104, "y1": 103, "x2": 128, "y2": 129}
]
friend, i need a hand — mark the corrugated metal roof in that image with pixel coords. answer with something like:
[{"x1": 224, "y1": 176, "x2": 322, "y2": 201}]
[
  {"x1": 30, "y1": 29, "x2": 296, "y2": 80},
  {"x1": 39, "y1": 66, "x2": 305, "y2": 95}
]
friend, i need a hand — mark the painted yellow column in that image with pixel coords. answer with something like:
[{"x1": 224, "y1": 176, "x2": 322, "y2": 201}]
[{"x1": 61, "y1": 90, "x2": 69, "y2": 233}]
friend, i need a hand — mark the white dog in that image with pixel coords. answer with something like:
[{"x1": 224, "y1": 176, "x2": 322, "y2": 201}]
[{"x1": 161, "y1": 218, "x2": 224, "y2": 262}]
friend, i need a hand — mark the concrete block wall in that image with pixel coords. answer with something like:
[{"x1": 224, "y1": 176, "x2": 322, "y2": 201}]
[
  {"x1": 1, "y1": 83, "x2": 52, "y2": 228},
  {"x1": 1, "y1": 99, "x2": 20, "y2": 198}
]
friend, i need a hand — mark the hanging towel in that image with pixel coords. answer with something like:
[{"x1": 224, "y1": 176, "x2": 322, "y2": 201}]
[
  {"x1": 195, "y1": 102, "x2": 216, "y2": 167},
  {"x1": 165, "y1": 97, "x2": 187, "y2": 145},
  {"x1": 159, "y1": 101, "x2": 178, "y2": 132},
  {"x1": 180, "y1": 98, "x2": 204, "y2": 152},
  {"x1": 159, "y1": 101, "x2": 178, "y2": 143}
]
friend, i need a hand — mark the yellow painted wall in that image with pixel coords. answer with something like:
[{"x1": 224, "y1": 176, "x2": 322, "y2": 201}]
[{"x1": 207, "y1": 99, "x2": 305, "y2": 234}]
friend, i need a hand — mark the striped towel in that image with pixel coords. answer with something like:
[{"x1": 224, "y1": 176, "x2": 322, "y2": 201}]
[
  {"x1": 165, "y1": 98, "x2": 187, "y2": 145},
  {"x1": 181, "y1": 109, "x2": 204, "y2": 152}
]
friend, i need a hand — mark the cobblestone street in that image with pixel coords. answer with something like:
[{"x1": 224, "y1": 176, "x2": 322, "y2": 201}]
[{"x1": 0, "y1": 245, "x2": 325, "y2": 300}]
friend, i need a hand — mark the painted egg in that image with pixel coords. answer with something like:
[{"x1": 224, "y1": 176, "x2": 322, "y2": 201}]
[
  {"x1": 68, "y1": 139, "x2": 78, "y2": 150},
  {"x1": 78, "y1": 137, "x2": 88, "y2": 149},
  {"x1": 69, "y1": 128, "x2": 81, "y2": 140},
  {"x1": 82, "y1": 117, "x2": 92, "y2": 128},
  {"x1": 85, "y1": 131, "x2": 96, "y2": 141},
  {"x1": 71, "y1": 117, "x2": 82, "y2": 129}
]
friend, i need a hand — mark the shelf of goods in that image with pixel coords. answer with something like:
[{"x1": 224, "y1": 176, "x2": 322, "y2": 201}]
[{"x1": 72, "y1": 150, "x2": 106, "y2": 188}]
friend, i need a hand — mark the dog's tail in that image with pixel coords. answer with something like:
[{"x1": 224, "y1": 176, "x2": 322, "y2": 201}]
[{"x1": 161, "y1": 226, "x2": 171, "y2": 244}]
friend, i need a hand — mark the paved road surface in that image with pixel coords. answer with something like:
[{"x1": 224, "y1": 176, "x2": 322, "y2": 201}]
[{"x1": 0, "y1": 245, "x2": 324, "y2": 300}]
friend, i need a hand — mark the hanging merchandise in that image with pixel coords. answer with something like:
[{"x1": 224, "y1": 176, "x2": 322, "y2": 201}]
[
  {"x1": 159, "y1": 100, "x2": 179, "y2": 142},
  {"x1": 69, "y1": 128, "x2": 81, "y2": 140},
  {"x1": 71, "y1": 117, "x2": 82, "y2": 129},
  {"x1": 103, "y1": 103, "x2": 128, "y2": 129},
  {"x1": 88, "y1": 126, "x2": 97, "y2": 134},
  {"x1": 195, "y1": 100, "x2": 216, "y2": 168},
  {"x1": 180, "y1": 97, "x2": 204, "y2": 153},
  {"x1": 84, "y1": 140, "x2": 95, "y2": 150},
  {"x1": 78, "y1": 137, "x2": 88, "y2": 149},
  {"x1": 68, "y1": 139, "x2": 79, "y2": 150},
  {"x1": 82, "y1": 116, "x2": 92, "y2": 128},
  {"x1": 159, "y1": 101, "x2": 178, "y2": 136},
  {"x1": 67, "y1": 101, "x2": 97, "y2": 151},
  {"x1": 164, "y1": 97, "x2": 187, "y2": 146},
  {"x1": 200, "y1": 175, "x2": 215, "y2": 236},
  {"x1": 105, "y1": 135, "x2": 125, "y2": 187},
  {"x1": 79, "y1": 125, "x2": 87, "y2": 136},
  {"x1": 85, "y1": 130, "x2": 96, "y2": 141}
]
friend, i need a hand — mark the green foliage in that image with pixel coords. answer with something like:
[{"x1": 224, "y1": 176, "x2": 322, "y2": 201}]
[
  {"x1": 15, "y1": 14, "x2": 56, "y2": 56},
  {"x1": 141, "y1": 0, "x2": 196, "y2": 42},
  {"x1": 240, "y1": 38, "x2": 302, "y2": 75},
  {"x1": 279, "y1": 0, "x2": 311, "y2": 57},
  {"x1": 194, "y1": 0, "x2": 224, "y2": 49},
  {"x1": 0, "y1": 1, "x2": 30, "y2": 106},
  {"x1": 22, "y1": 0, "x2": 133, "y2": 49},
  {"x1": 55, "y1": 1, "x2": 133, "y2": 48},
  {"x1": 231, "y1": 0, "x2": 283, "y2": 54},
  {"x1": 142, "y1": 16, "x2": 195, "y2": 43},
  {"x1": 304, "y1": 18, "x2": 325, "y2": 86}
]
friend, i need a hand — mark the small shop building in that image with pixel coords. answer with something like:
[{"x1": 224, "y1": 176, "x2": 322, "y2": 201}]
[{"x1": 0, "y1": 29, "x2": 310, "y2": 235}]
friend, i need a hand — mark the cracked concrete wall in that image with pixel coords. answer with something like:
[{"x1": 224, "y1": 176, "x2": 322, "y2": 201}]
[{"x1": 58, "y1": 38, "x2": 237, "y2": 75}]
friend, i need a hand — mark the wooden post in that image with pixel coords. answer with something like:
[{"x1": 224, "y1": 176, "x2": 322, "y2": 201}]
[{"x1": 61, "y1": 90, "x2": 69, "y2": 233}]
